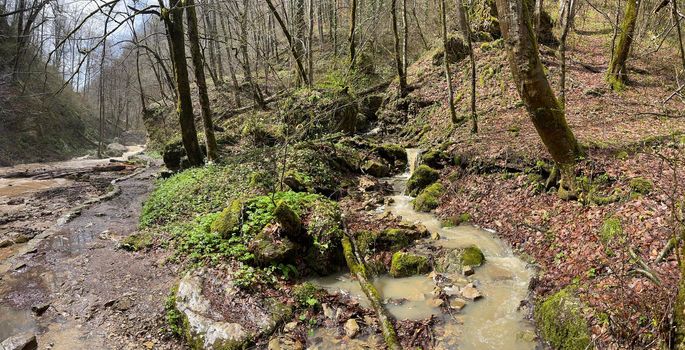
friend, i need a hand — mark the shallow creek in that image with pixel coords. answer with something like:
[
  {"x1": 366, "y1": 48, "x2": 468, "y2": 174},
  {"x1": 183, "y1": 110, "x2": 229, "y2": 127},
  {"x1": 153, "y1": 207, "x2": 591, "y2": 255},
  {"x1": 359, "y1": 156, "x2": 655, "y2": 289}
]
[{"x1": 310, "y1": 149, "x2": 537, "y2": 349}]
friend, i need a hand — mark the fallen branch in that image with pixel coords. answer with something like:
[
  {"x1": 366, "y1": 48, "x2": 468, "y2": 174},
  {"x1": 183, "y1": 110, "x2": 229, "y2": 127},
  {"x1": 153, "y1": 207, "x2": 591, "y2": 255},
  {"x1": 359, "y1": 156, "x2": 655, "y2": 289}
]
[
  {"x1": 341, "y1": 226, "x2": 402, "y2": 350},
  {"x1": 664, "y1": 84, "x2": 685, "y2": 103},
  {"x1": 628, "y1": 247, "x2": 662, "y2": 286}
]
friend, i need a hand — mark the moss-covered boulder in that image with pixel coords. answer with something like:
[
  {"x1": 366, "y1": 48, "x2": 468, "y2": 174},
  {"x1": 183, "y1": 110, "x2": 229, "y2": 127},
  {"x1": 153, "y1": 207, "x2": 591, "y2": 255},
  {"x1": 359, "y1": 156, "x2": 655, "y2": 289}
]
[
  {"x1": 406, "y1": 165, "x2": 440, "y2": 196},
  {"x1": 390, "y1": 251, "x2": 431, "y2": 277},
  {"x1": 431, "y1": 34, "x2": 469, "y2": 66},
  {"x1": 283, "y1": 170, "x2": 312, "y2": 193},
  {"x1": 629, "y1": 177, "x2": 653, "y2": 195},
  {"x1": 534, "y1": 288, "x2": 592, "y2": 350},
  {"x1": 421, "y1": 150, "x2": 451, "y2": 169},
  {"x1": 249, "y1": 224, "x2": 299, "y2": 265},
  {"x1": 413, "y1": 183, "x2": 444, "y2": 212},
  {"x1": 119, "y1": 231, "x2": 153, "y2": 252},
  {"x1": 274, "y1": 202, "x2": 303, "y2": 240},
  {"x1": 162, "y1": 140, "x2": 185, "y2": 171},
  {"x1": 377, "y1": 225, "x2": 430, "y2": 251},
  {"x1": 362, "y1": 159, "x2": 391, "y2": 178},
  {"x1": 242, "y1": 192, "x2": 344, "y2": 273},
  {"x1": 210, "y1": 199, "x2": 243, "y2": 238},
  {"x1": 461, "y1": 246, "x2": 485, "y2": 266},
  {"x1": 333, "y1": 91, "x2": 360, "y2": 133},
  {"x1": 436, "y1": 246, "x2": 485, "y2": 274},
  {"x1": 375, "y1": 144, "x2": 407, "y2": 164},
  {"x1": 360, "y1": 94, "x2": 384, "y2": 120}
]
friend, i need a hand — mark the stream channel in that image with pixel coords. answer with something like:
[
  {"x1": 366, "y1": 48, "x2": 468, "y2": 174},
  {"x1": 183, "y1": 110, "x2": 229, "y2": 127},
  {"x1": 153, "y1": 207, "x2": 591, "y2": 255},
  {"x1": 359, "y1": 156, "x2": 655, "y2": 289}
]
[{"x1": 309, "y1": 149, "x2": 538, "y2": 349}]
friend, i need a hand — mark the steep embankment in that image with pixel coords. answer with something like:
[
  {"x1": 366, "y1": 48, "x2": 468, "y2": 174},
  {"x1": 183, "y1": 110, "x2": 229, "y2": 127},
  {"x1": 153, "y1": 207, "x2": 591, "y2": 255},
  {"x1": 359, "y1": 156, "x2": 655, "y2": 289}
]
[
  {"x1": 378, "y1": 11, "x2": 685, "y2": 349},
  {"x1": 0, "y1": 21, "x2": 99, "y2": 166}
]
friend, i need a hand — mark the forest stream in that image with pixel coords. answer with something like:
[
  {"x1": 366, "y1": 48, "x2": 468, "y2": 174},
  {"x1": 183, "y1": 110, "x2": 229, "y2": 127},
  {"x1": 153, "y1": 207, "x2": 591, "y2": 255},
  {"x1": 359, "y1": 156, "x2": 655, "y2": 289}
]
[{"x1": 309, "y1": 149, "x2": 538, "y2": 349}]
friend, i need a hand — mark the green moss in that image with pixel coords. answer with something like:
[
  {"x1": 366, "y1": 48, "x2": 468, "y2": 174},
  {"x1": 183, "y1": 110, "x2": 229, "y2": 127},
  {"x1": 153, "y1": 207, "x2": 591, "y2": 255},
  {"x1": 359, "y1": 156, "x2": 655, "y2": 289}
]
[
  {"x1": 390, "y1": 251, "x2": 431, "y2": 277},
  {"x1": 460, "y1": 246, "x2": 485, "y2": 267},
  {"x1": 599, "y1": 217, "x2": 623, "y2": 245},
  {"x1": 422, "y1": 150, "x2": 450, "y2": 169},
  {"x1": 534, "y1": 288, "x2": 592, "y2": 350},
  {"x1": 120, "y1": 231, "x2": 153, "y2": 252},
  {"x1": 283, "y1": 170, "x2": 313, "y2": 192},
  {"x1": 164, "y1": 286, "x2": 184, "y2": 337},
  {"x1": 440, "y1": 212, "x2": 471, "y2": 227},
  {"x1": 615, "y1": 151, "x2": 629, "y2": 160},
  {"x1": 629, "y1": 177, "x2": 653, "y2": 195},
  {"x1": 375, "y1": 144, "x2": 407, "y2": 164},
  {"x1": 413, "y1": 182, "x2": 444, "y2": 212},
  {"x1": 141, "y1": 164, "x2": 253, "y2": 228},
  {"x1": 362, "y1": 159, "x2": 391, "y2": 177},
  {"x1": 378, "y1": 227, "x2": 429, "y2": 251},
  {"x1": 210, "y1": 199, "x2": 243, "y2": 238},
  {"x1": 406, "y1": 165, "x2": 440, "y2": 196},
  {"x1": 248, "y1": 171, "x2": 275, "y2": 193},
  {"x1": 273, "y1": 201, "x2": 302, "y2": 235}
]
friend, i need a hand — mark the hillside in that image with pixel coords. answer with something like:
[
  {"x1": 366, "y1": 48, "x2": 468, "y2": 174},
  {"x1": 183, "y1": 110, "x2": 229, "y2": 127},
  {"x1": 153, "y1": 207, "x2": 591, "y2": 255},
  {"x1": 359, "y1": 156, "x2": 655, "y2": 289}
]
[{"x1": 0, "y1": 21, "x2": 99, "y2": 166}]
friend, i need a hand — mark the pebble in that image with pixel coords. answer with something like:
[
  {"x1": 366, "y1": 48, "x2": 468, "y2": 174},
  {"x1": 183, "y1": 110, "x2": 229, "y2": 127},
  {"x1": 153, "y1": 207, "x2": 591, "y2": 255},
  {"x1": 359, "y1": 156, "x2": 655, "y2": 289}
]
[
  {"x1": 284, "y1": 321, "x2": 298, "y2": 332},
  {"x1": 449, "y1": 298, "x2": 467, "y2": 311},
  {"x1": 344, "y1": 319, "x2": 360, "y2": 338},
  {"x1": 462, "y1": 265, "x2": 474, "y2": 276},
  {"x1": 428, "y1": 298, "x2": 444, "y2": 307},
  {"x1": 460, "y1": 284, "x2": 482, "y2": 300}
]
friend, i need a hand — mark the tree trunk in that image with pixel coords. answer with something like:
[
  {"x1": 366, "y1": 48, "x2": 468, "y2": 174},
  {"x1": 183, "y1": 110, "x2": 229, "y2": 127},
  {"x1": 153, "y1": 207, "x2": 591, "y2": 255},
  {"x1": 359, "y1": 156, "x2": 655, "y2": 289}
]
[
  {"x1": 402, "y1": 0, "x2": 408, "y2": 74},
  {"x1": 673, "y1": 0, "x2": 685, "y2": 75},
  {"x1": 349, "y1": 0, "x2": 357, "y2": 67},
  {"x1": 454, "y1": 0, "x2": 477, "y2": 132},
  {"x1": 606, "y1": 0, "x2": 640, "y2": 90},
  {"x1": 391, "y1": 0, "x2": 407, "y2": 97},
  {"x1": 294, "y1": 0, "x2": 307, "y2": 86},
  {"x1": 440, "y1": 0, "x2": 457, "y2": 123},
  {"x1": 495, "y1": 0, "x2": 582, "y2": 189},
  {"x1": 186, "y1": 0, "x2": 219, "y2": 162},
  {"x1": 265, "y1": 0, "x2": 310, "y2": 85},
  {"x1": 239, "y1": 0, "x2": 267, "y2": 108},
  {"x1": 165, "y1": 0, "x2": 205, "y2": 166},
  {"x1": 218, "y1": 8, "x2": 243, "y2": 107},
  {"x1": 558, "y1": 0, "x2": 575, "y2": 107},
  {"x1": 342, "y1": 234, "x2": 402, "y2": 350},
  {"x1": 308, "y1": 0, "x2": 315, "y2": 86}
]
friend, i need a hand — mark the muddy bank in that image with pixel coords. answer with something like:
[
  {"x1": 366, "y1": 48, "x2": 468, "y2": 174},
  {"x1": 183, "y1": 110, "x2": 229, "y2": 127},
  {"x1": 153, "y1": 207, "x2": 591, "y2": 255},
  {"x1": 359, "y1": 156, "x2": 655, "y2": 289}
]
[{"x1": 0, "y1": 150, "x2": 184, "y2": 349}]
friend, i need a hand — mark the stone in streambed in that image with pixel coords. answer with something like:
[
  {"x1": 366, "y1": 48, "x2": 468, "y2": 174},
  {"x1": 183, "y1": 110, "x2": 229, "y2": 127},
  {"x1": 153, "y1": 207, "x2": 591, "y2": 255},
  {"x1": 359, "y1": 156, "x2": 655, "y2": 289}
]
[
  {"x1": 344, "y1": 319, "x2": 360, "y2": 338},
  {"x1": 461, "y1": 284, "x2": 482, "y2": 300},
  {"x1": 390, "y1": 251, "x2": 431, "y2": 278}
]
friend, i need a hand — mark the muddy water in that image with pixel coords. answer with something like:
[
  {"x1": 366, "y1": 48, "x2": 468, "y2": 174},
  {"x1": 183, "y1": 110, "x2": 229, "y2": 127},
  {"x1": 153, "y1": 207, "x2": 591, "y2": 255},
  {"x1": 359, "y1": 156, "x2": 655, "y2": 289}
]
[
  {"x1": 0, "y1": 145, "x2": 144, "y2": 200},
  {"x1": 313, "y1": 149, "x2": 536, "y2": 349}
]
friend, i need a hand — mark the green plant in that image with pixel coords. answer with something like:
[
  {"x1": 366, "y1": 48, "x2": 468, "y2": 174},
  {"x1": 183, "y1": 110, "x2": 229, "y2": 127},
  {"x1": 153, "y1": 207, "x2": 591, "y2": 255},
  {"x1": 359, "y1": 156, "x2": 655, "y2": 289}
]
[
  {"x1": 293, "y1": 282, "x2": 322, "y2": 308},
  {"x1": 164, "y1": 287, "x2": 184, "y2": 337}
]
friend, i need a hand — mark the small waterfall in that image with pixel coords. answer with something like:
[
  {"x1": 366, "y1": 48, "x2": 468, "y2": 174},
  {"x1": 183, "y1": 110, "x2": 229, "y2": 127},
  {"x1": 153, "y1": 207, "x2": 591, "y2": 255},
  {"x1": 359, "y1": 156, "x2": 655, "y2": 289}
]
[{"x1": 405, "y1": 148, "x2": 423, "y2": 175}]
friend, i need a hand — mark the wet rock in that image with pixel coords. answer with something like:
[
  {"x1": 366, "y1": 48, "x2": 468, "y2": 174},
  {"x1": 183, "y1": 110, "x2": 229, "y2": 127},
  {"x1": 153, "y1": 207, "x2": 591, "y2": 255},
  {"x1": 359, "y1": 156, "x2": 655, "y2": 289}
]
[
  {"x1": 443, "y1": 286, "x2": 460, "y2": 297},
  {"x1": 413, "y1": 183, "x2": 444, "y2": 212},
  {"x1": 0, "y1": 239, "x2": 12, "y2": 248},
  {"x1": 449, "y1": 298, "x2": 467, "y2": 311},
  {"x1": 358, "y1": 176, "x2": 378, "y2": 192},
  {"x1": 30, "y1": 303, "x2": 50, "y2": 316},
  {"x1": 462, "y1": 265, "x2": 475, "y2": 276},
  {"x1": 430, "y1": 231, "x2": 440, "y2": 240},
  {"x1": 428, "y1": 298, "x2": 444, "y2": 308},
  {"x1": 362, "y1": 160, "x2": 391, "y2": 178},
  {"x1": 0, "y1": 333, "x2": 37, "y2": 350},
  {"x1": 322, "y1": 303, "x2": 336, "y2": 320},
  {"x1": 268, "y1": 338, "x2": 281, "y2": 350},
  {"x1": 461, "y1": 284, "x2": 482, "y2": 300},
  {"x1": 390, "y1": 251, "x2": 430, "y2": 277},
  {"x1": 176, "y1": 269, "x2": 292, "y2": 349},
  {"x1": 344, "y1": 319, "x2": 360, "y2": 338},
  {"x1": 406, "y1": 165, "x2": 439, "y2": 196}
]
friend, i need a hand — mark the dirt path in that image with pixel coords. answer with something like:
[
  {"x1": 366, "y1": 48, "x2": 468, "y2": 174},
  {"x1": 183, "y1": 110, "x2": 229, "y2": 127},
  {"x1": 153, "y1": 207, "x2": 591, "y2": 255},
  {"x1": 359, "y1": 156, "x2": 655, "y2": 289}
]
[{"x1": 0, "y1": 164, "x2": 183, "y2": 349}]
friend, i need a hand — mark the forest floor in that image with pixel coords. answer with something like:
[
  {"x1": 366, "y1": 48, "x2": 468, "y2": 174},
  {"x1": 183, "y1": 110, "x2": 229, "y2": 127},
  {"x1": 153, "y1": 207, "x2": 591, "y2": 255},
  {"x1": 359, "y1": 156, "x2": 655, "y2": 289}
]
[{"x1": 384, "y1": 20, "x2": 685, "y2": 348}]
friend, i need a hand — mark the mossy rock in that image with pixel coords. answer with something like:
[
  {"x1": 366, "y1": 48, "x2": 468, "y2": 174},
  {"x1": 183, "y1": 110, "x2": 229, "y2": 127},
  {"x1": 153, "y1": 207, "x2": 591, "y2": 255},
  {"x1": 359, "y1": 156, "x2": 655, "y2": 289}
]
[
  {"x1": 210, "y1": 199, "x2": 243, "y2": 238},
  {"x1": 362, "y1": 159, "x2": 391, "y2": 178},
  {"x1": 274, "y1": 201, "x2": 303, "y2": 240},
  {"x1": 390, "y1": 251, "x2": 431, "y2": 277},
  {"x1": 431, "y1": 34, "x2": 469, "y2": 66},
  {"x1": 360, "y1": 94, "x2": 384, "y2": 120},
  {"x1": 162, "y1": 140, "x2": 185, "y2": 171},
  {"x1": 377, "y1": 226, "x2": 430, "y2": 251},
  {"x1": 248, "y1": 224, "x2": 299, "y2": 265},
  {"x1": 534, "y1": 288, "x2": 592, "y2": 350},
  {"x1": 421, "y1": 150, "x2": 450, "y2": 169},
  {"x1": 119, "y1": 232, "x2": 153, "y2": 252},
  {"x1": 283, "y1": 170, "x2": 313, "y2": 193},
  {"x1": 413, "y1": 183, "x2": 444, "y2": 212},
  {"x1": 248, "y1": 171, "x2": 276, "y2": 193},
  {"x1": 375, "y1": 144, "x2": 408, "y2": 165},
  {"x1": 406, "y1": 165, "x2": 440, "y2": 196},
  {"x1": 599, "y1": 216, "x2": 623, "y2": 245},
  {"x1": 435, "y1": 246, "x2": 485, "y2": 273},
  {"x1": 440, "y1": 213, "x2": 472, "y2": 227},
  {"x1": 629, "y1": 177, "x2": 653, "y2": 195},
  {"x1": 460, "y1": 246, "x2": 485, "y2": 267}
]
